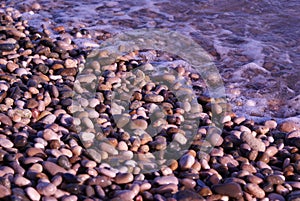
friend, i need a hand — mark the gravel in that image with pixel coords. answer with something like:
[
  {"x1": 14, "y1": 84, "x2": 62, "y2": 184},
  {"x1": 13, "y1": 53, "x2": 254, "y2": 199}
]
[{"x1": 0, "y1": 4, "x2": 299, "y2": 201}]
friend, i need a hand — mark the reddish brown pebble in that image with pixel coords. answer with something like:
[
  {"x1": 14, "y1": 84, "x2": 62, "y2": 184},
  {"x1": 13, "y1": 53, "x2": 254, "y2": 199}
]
[{"x1": 115, "y1": 173, "x2": 134, "y2": 184}]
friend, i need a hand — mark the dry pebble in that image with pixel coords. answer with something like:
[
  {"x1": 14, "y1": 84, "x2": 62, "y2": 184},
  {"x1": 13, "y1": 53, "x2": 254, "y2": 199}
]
[
  {"x1": 212, "y1": 182, "x2": 243, "y2": 199},
  {"x1": 43, "y1": 161, "x2": 67, "y2": 175},
  {"x1": 36, "y1": 182, "x2": 57, "y2": 197},
  {"x1": 0, "y1": 184, "x2": 11, "y2": 198},
  {"x1": 245, "y1": 183, "x2": 266, "y2": 198},
  {"x1": 25, "y1": 187, "x2": 41, "y2": 201}
]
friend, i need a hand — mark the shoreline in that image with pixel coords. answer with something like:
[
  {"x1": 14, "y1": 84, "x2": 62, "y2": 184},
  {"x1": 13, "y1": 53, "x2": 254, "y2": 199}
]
[{"x1": 0, "y1": 4, "x2": 300, "y2": 201}]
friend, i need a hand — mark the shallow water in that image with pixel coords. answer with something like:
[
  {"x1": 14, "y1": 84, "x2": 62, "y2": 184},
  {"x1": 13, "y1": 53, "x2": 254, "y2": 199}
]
[{"x1": 3, "y1": 0, "x2": 300, "y2": 120}]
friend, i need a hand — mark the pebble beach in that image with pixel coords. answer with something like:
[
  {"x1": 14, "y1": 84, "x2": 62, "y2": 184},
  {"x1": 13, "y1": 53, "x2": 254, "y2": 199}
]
[{"x1": 0, "y1": 1, "x2": 300, "y2": 201}]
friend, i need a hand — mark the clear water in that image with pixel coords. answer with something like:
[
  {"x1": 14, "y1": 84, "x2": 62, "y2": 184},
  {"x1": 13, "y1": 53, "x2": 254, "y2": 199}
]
[{"x1": 3, "y1": 0, "x2": 300, "y2": 120}]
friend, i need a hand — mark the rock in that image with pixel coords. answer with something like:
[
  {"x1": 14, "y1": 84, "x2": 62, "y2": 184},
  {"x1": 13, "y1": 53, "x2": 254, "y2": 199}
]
[
  {"x1": 279, "y1": 119, "x2": 300, "y2": 133},
  {"x1": 0, "y1": 184, "x2": 11, "y2": 198},
  {"x1": 36, "y1": 182, "x2": 57, "y2": 197},
  {"x1": 65, "y1": 59, "x2": 77, "y2": 68},
  {"x1": 6, "y1": 62, "x2": 18, "y2": 72},
  {"x1": 115, "y1": 173, "x2": 134, "y2": 184},
  {"x1": 13, "y1": 135, "x2": 27, "y2": 148},
  {"x1": 42, "y1": 129, "x2": 59, "y2": 141},
  {"x1": 0, "y1": 113, "x2": 12, "y2": 126},
  {"x1": 25, "y1": 187, "x2": 41, "y2": 201},
  {"x1": 0, "y1": 43, "x2": 16, "y2": 51},
  {"x1": 112, "y1": 190, "x2": 135, "y2": 201},
  {"x1": 14, "y1": 175, "x2": 31, "y2": 187},
  {"x1": 241, "y1": 131, "x2": 266, "y2": 152},
  {"x1": 155, "y1": 184, "x2": 178, "y2": 194},
  {"x1": 264, "y1": 120, "x2": 277, "y2": 129},
  {"x1": 144, "y1": 94, "x2": 164, "y2": 103},
  {"x1": 129, "y1": 119, "x2": 148, "y2": 130},
  {"x1": 40, "y1": 114, "x2": 56, "y2": 124},
  {"x1": 0, "y1": 90, "x2": 7, "y2": 103},
  {"x1": 207, "y1": 133, "x2": 223, "y2": 147},
  {"x1": 244, "y1": 183, "x2": 265, "y2": 199},
  {"x1": 175, "y1": 189, "x2": 205, "y2": 201},
  {"x1": 57, "y1": 155, "x2": 72, "y2": 169},
  {"x1": 212, "y1": 182, "x2": 243, "y2": 198},
  {"x1": 268, "y1": 193, "x2": 285, "y2": 201},
  {"x1": 154, "y1": 176, "x2": 179, "y2": 185},
  {"x1": 60, "y1": 68, "x2": 77, "y2": 76},
  {"x1": 43, "y1": 161, "x2": 67, "y2": 175},
  {"x1": 287, "y1": 191, "x2": 300, "y2": 201},
  {"x1": 88, "y1": 176, "x2": 111, "y2": 187},
  {"x1": 0, "y1": 138, "x2": 13, "y2": 148},
  {"x1": 173, "y1": 133, "x2": 187, "y2": 145},
  {"x1": 77, "y1": 74, "x2": 97, "y2": 83},
  {"x1": 198, "y1": 186, "x2": 212, "y2": 197},
  {"x1": 115, "y1": 114, "x2": 130, "y2": 128},
  {"x1": 265, "y1": 146, "x2": 278, "y2": 157},
  {"x1": 179, "y1": 154, "x2": 195, "y2": 170},
  {"x1": 266, "y1": 175, "x2": 285, "y2": 185},
  {"x1": 286, "y1": 130, "x2": 300, "y2": 139}
]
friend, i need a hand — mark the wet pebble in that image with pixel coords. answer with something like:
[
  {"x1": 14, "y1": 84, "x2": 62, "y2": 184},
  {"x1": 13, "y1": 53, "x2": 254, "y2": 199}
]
[
  {"x1": 179, "y1": 154, "x2": 195, "y2": 170},
  {"x1": 144, "y1": 94, "x2": 164, "y2": 103},
  {"x1": 241, "y1": 131, "x2": 266, "y2": 152}
]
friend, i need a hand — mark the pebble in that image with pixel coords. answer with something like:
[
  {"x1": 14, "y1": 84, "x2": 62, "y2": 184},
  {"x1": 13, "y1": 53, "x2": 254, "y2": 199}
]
[
  {"x1": 173, "y1": 133, "x2": 187, "y2": 145},
  {"x1": 144, "y1": 94, "x2": 164, "y2": 103},
  {"x1": 40, "y1": 114, "x2": 56, "y2": 124},
  {"x1": 43, "y1": 161, "x2": 67, "y2": 175},
  {"x1": 0, "y1": 184, "x2": 11, "y2": 198},
  {"x1": 286, "y1": 130, "x2": 300, "y2": 139},
  {"x1": 115, "y1": 173, "x2": 134, "y2": 184},
  {"x1": 212, "y1": 182, "x2": 243, "y2": 198},
  {"x1": 25, "y1": 187, "x2": 41, "y2": 201},
  {"x1": 267, "y1": 175, "x2": 285, "y2": 185},
  {"x1": 1, "y1": 7, "x2": 299, "y2": 201},
  {"x1": 241, "y1": 131, "x2": 266, "y2": 152},
  {"x1": 268, "y1": 193, "x2": 285, "y2": 201},
  {"x1": 112, "y1": 190, "x2": 135, "y2": 201},
  {"x1": 77, "y1": 74, "x2": 97, "y2": 83},
  {"x1": 129, "y1": 119, "x2": 148, "y2": 130},
  {"x1": 155, "y1": 183, "x2": 178, "y2": 194},
  {"x1": 36, "y1": 182, "x2": 57, "y2": 197},
  {"x1": 154, "y1": 176, "x2": 179, "y2": 185},
  {"x1": 0, "y1": 113, "x2": 12, "y2": 126},
  {"x1": 264, "y1": 120, "x2": 277, "y2": 129},
  {"x1": 175, "y1": 189, "x2": 205, "y2": 201},
  {"x1": 179, "y1": 154, "x2": 195, "y2": 170},
  {"x1": 0, "y1": 138, "x2": 14, "y2": 148},
  {"x1": 279, "y1": 119, "x2": 300, "y2": 133},
  {"x1": 244, "y1": 183, "x2": 265, "y2": 198},
  {"x1": 207, "y1": 133, "x2": 224, "y2": 147},
  {"x1": 14, "y1": 175, "x2": 31, "y2": 187}
]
